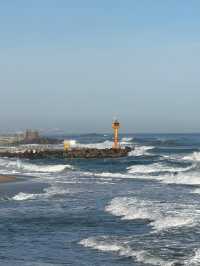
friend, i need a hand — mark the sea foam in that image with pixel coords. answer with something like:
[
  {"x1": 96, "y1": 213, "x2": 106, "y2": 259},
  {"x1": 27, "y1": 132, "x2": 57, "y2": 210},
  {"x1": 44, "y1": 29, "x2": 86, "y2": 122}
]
[
  {"x1": 128, "y1": 145, "x2": 154, "y2": 157},
  {"x1": 183, "y1": 151, "x2": 200, "y2": 162},
  {"x1": 105, "y1": 197, "x2": 196, "y2": 231},
  {"x1": 0, "y1": 158, "x2": 74, "y2": 175},
  {"x1": 80, "y1": 236, "x2": 176, "y2": 266},
  {"x1": 15, "y1": 161, "x2": 73, "y2": 173},
  {"x1": 127, "y1": 163, "x2": 192, "y2": 175},
  {"x1": 186, "y1": 248, "x2": 200, "y2": 265},
  {"x1": 12, "y1": 184, "x2": 79, "y2": 201},
  {"x1": 12, "y1": 192, "x2": 38, "y2": 201}
]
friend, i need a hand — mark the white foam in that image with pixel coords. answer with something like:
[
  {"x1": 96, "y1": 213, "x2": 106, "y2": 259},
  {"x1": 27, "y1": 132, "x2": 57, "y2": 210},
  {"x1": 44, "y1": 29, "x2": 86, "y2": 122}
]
[
  {"x1": 152, "y1": 216, "x2": 194, "y2": 231},
  {"x1": 128, "y1": 145, "x2": 154, "y2": 157},
  {"x1": 12, "y1": 192, "x2": 38, "y2": 201},
  {"x1": 71, "y1": 140, "x2": 113, "y2": 149},
  {"x1": 69, "y1": 138, "x2": 132, "y2": 149},
  {"x1": 12, "y1": 184, "x2": 80, "y2": 201},
  {"x1": 80, "y1": 237, "x2": 122, "y2": 252},
  {"x1": 80, "y1": 236, "x2": 175, "y2": 266},
  {"x1": 43, "y1": 185, "x2": 74, "y2": 196},
  {"x1": 82, "y1": 171, "x2": 161, "y2": 182},
  {"x1": 105, "y1": 197, "x2": 196, "y2": 231},
  {"x1": 83, "y1": 165, "x2": 200, "y2": 186},
  {"x1": 127, "y1": 163, "x2": 192, "y2": 175},
  {"x1": 0, "y1": 158, "x2": 73, "y2": 174},
  {"x1": 183, "y1": 152, "x2": 200, "y2": 162},
  {"x1": 186, "y1": 249, "x2": 200, "y2": 265},
  {"x1": 161, "y1": 173, "x2": 200, "y2": 185},
  {"x1": 121, "y1": 137, "x2": 133, "y2": 142},
  {"x1": 17, "y1": 162, "x2": 73, "y2": 173},
  {"x1": 68, "y1": 139, "x2": 77, "y2": 147},
  {"x1": 192, "y1": 188, "x2": 200, "y2": 194},
  {"x1": 133, "y1": 171, "x2": 200, "y2": 186},
  {"x1": 94, "y1": 172, "x2": 131, "y2": 179},
  {"x1": 120, "y1": 137, "x2": 134, "y2": 146},
  {"x1": 83, "y1": 163, "x2": 193, "y2": 184}
]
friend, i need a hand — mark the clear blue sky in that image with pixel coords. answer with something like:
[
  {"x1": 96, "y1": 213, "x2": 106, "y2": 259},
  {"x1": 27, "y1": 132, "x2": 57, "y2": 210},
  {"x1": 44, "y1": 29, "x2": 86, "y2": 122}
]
[{"x1": 0, "y1": 0, "x2": 200, "y2": 133}]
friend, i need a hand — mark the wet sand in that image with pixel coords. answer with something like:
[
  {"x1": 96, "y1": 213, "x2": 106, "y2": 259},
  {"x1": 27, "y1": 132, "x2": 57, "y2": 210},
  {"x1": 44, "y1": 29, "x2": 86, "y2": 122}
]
[{"x1": 0, "y1": 175, "x2": 16, "y2": 183}]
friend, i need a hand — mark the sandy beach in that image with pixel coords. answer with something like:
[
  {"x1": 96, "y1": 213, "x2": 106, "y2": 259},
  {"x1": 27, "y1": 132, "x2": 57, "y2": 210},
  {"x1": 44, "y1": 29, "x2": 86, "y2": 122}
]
[{"x1": 0, "y1": 175, "x2": 16, "y2": 183}]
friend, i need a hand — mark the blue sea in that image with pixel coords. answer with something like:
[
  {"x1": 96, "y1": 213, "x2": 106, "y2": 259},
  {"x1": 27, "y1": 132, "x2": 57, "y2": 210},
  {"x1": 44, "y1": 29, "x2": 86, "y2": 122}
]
[{"x1": 1, "y1": 133, "x2": 200, "y2": 265}]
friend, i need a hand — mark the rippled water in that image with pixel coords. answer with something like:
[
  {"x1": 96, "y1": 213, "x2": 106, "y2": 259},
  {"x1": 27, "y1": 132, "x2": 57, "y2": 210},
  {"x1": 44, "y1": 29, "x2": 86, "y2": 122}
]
[{"x1": 1, "y1": 134, "x2": 200, "y2": 265}]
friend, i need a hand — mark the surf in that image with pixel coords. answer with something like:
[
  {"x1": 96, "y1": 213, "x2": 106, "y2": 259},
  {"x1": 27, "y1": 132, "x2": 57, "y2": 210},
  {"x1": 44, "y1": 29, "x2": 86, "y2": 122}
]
[
  {"x1": 105, "y1": 197, "x2": 197, "y2": 231},
  {"x1": 79, "y1": 236, "x2": 176, "y2": 266}
]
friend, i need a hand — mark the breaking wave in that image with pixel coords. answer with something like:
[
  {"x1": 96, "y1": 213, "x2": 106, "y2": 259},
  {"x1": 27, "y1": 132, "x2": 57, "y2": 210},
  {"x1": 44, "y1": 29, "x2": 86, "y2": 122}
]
[
  {"x1": 186, "y1": 248, "x2": 200, "y2": 265},
  {"x1": 128, "y1": 145, "x2": 154, "y2": 156},
  {"x1": 79, "y1": 236, "x2": 176, "y2": 266},
  {"x1": 93, "y1": 172, "x2": 132, "y2": 179},
  {"x1": 183, "y1": 152, "x2": 200, "y2": 162},
  {"x1": 105, "y1": 197, "x2": 196, "y2": 231},
  {"x1": 12, "y1": 192, "x2": 38, "y2": 201},
  {"x1": 67, "y1": 137, "x2": 133, "y2": 150},
  {"x1": 127, "y1": 163, "x2": 193, "y2": 175},
  {"x1": 82, "y1": 159, "x2": 194, "y2": 184},
  {"x1": 121, "y1": 137, "x2": 133, "y2": 142},
  {"x1": 12, "y1": 185, "x2": 80, "y2": 201},
  {"x1": 70, "y1": 140, "x2": 113, "y2": 149},
  {"x1": 0, "y1": 158, "x2": 73, "y2": 174},
  {"x1": 192, "y1": 188, "x2": 200, "y2": 194},
  {"x1": 161, "y1": 173, "x2": 200, "y2": 185},
  {"x1": 16, "y1": 162, "x2": 73, "y2": 173}
]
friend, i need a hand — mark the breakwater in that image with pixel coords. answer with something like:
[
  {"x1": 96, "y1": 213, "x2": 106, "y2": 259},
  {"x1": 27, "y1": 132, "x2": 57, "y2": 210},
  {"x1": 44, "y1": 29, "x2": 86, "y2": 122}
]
[{"x1": 0, "y1": 147, "x2": 132, "y2": 159}]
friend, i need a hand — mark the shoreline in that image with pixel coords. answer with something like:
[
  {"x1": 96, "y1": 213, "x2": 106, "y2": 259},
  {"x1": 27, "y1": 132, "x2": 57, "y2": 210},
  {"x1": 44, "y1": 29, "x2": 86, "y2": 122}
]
[{"x1": 0, "y1": 175, "x2": 16, "y2": 183}]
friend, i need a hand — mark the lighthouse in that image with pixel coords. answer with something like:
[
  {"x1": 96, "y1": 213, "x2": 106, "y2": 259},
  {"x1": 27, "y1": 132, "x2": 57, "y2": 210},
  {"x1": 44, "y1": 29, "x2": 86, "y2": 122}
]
[{"x1": 112, "y1": 119, "x2": 120, "y2": 149}]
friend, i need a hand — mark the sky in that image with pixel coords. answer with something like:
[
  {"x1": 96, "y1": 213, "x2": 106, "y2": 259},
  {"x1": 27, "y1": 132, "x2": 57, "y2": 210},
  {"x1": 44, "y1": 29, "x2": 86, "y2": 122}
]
[{"x1": 0, "y1": 0, "x2": 200, "y2": 133}]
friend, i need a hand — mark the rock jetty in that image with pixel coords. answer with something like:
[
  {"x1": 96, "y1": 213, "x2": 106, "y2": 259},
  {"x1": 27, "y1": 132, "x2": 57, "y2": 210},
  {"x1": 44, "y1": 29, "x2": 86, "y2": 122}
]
[{"x1": 0, "y1": 147, "x2": 132, "y2": 159}]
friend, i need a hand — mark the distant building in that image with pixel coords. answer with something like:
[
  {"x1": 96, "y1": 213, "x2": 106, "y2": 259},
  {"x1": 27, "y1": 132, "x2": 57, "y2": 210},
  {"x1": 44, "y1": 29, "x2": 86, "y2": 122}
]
[
  {"x1": 0, "y1": 133, "x2": 24, "y2": 146},
  {"x1": 24, "y1": 130, "x2": 40, "y2": 142}
]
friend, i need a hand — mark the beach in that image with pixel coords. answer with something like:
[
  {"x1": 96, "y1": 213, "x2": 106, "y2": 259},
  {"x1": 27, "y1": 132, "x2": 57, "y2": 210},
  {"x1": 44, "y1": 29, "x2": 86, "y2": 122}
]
[{"x1": 0, "y1": 175, "x2": 16, "y2": 183}]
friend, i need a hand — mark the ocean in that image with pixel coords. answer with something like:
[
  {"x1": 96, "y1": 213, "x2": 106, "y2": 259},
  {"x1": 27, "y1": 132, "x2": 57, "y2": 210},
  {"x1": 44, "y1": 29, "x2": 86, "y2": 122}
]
[{"x1": 1, "y1": 133, "x2": 200, "y2": 265}]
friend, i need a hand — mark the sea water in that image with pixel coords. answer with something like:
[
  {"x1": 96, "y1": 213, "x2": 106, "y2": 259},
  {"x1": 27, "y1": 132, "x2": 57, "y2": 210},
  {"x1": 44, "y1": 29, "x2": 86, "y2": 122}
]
[{"x1": 1, "y1": 133, "x2": 200, "y2": 265}]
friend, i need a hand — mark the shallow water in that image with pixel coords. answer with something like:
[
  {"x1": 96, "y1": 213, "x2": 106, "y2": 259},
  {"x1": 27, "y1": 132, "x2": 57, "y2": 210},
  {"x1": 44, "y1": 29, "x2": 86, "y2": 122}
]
[{"x1": 1, "y1": 134, "x2": 200, "y2": 265}]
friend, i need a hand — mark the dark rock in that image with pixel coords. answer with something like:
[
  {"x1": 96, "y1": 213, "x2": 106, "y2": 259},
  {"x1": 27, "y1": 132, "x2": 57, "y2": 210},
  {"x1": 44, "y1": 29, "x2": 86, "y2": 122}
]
[{"x1": 0, "y1": 147, "x2": 132, "y2": 159}]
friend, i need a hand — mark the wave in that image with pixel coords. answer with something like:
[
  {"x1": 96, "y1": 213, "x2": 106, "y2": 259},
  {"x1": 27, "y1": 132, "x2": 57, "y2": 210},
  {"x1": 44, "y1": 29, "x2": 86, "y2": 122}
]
[
  {"x1": 128, "y1": 145, "x2": 154, "y2": 157},
  {"x1": 130, "y1": 171, "x2": 200, "y2": 186},
  {"x1": 120, "y1": 137, "x2": 134, "y2": 146},
  {"x1": 152, "y1": 216, "x2": 194, "y2": 231},
  {"x1": 83, "y1": 171, "x2": 154, "y2": 181},
  {"x1": 66, "y1": 138, "x2": 133, "y2": 149},
  {"x1": 93, "y1": 172, "x2": 132, "y2": 179},
  {"x1": 161, "y1": 173, "x2": 200, "y2": 185},
  {"x1": 82, "y1": 166, "x2": 200, "y2": 187},
  {"x1": 0, "y1": 158, "x2": 73, "y2": 174},
  {"x1": 16, "y1": 162, "x2": 73, "y2": 173},
  {"x1": 186, "y1": 248, "x2": 200, "y2": 265},
  {"x1": 12, "y1": 192, "x2": 38, "y2": 201},
  {"x1": 121, "y1": 137, "x2": 133, "y2": 142},
  {"x1": 12, "y1": 184, "x2": 80, "y2": 201},
  {"x1": 183, "y1": 152, "x2": 200, "y2": 162},
  {"x1": 105, "y1": 197, "x2": 196, "y2": 231},
  {"x1": 127, "y1": 163, "x2": 192, "y2": 175},
  {"x1": 82, "y1": 160, "x2": 193, "y2": 184},
  {"x1": 86, "y1": 172, "x2": 189, "y2": 187},
  {"x1": 192, "y1": 188, "x2": 200, "y2": 194},
  {"x1": 83, "y1": 170, "x2": 166, "y2": 182},
  {"x1": 68, "y1": 140, "x2": 113, "y2": 149},
  {"x1": 79, "y1": 236, "x2": 175, "y2": 266}
]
